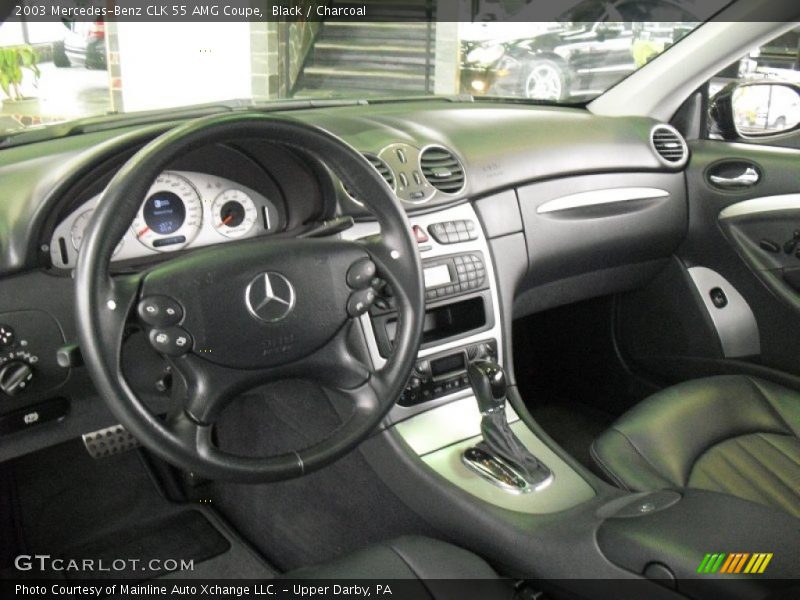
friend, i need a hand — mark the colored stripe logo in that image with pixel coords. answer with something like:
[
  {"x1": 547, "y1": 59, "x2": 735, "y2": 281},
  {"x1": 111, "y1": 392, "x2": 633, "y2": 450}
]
[{"x1": 697, "y1": 553, "x2": 773, "y2": 574}]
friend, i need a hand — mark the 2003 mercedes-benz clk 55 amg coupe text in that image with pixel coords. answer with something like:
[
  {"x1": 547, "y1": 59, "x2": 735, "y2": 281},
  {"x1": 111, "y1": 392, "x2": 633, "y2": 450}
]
[{"x1": 0, "y1": 1, "x2": 798, "y2": 599}]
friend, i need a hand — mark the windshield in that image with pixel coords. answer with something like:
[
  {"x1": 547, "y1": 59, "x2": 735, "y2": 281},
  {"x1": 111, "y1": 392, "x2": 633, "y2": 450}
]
[{"x1": 0, "y1": 6, "x2": 708, "y2": 137}]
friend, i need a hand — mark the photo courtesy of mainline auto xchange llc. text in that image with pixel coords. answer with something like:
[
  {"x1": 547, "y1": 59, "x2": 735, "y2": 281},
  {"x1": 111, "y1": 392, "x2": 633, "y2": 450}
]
[{"x1": 0, "y1": 1, "x2": 799, "y2": 600}]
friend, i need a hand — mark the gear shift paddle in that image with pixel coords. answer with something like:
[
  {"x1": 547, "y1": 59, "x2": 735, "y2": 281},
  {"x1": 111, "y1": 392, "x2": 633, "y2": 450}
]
[{"x1": 464, "y1": 360, "x2": 552, "y2": 492}]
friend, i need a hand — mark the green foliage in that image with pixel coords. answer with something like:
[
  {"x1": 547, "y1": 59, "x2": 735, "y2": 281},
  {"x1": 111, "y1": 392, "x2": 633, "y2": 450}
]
[{"x1": 0, "y1": 46, "x2": 41, "y2": 102}]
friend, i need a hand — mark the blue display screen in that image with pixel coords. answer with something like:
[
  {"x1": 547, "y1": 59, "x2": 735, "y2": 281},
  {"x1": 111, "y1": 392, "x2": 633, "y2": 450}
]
[{"x1": 143, "y1": 192, "x2": 186, "y2": 235}]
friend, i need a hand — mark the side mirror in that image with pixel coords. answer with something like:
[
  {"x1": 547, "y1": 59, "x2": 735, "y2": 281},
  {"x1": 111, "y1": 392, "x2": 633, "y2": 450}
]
[{"x1": 710, "y1": 81, "x2": 800, "y2": 140}]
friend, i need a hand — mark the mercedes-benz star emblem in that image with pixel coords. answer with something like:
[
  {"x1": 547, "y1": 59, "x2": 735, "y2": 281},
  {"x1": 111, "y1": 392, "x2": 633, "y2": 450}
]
[{"x1": 245, "y1": 272, "x2": 296, "y2": 322}]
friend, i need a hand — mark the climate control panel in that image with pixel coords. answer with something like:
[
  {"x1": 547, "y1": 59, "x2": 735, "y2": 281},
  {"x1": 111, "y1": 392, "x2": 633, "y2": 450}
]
[{"x1": 399, "y1": 339, "x2": 497, "y2": 406}]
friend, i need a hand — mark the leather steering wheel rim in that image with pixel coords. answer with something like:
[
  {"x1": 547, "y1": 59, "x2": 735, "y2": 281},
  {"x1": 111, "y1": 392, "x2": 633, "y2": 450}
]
[{"x1": 75, "y1": 114, "x2": 424, "y2": 482}]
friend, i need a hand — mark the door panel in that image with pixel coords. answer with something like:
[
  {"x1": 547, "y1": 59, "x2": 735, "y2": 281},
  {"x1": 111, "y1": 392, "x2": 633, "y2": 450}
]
[{"x1": 617, "y1": 138, "x2": 800, "y2": 384}]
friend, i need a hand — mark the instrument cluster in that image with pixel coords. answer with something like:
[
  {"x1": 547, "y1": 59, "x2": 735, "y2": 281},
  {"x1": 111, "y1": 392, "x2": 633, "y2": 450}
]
[{"x1": 49, "y1": 171, "x2": 281, "y2": 269}]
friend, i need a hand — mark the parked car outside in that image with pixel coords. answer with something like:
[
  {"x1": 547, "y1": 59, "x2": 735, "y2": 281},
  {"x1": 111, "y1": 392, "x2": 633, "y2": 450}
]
[
  {"x1": 52, "y1": 20, "x2": 106, "y2": 70},
  {"x1": 460, "y1": 1, "x2": 697, "y2": 101}
]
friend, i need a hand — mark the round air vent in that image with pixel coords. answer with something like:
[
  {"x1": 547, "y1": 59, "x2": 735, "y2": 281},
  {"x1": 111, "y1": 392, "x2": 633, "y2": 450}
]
[
  {"x1": 365, "y1": 153, "x2": 396, "y2": 189},
  {"x1": 342, "y1": 153, "x2": 396, "y2": 205},
  {"x1": 419, "y1": 146, "x2": 466, "y2": 194},
  {"x1": 650, "y1": 124, "x2": 688, "y2": 167}
]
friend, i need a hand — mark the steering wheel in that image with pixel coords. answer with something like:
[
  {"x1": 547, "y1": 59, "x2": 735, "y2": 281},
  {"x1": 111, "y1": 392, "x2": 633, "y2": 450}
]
[{"x1": 75, "y1": 115, "x2": 425, "y2": 482}]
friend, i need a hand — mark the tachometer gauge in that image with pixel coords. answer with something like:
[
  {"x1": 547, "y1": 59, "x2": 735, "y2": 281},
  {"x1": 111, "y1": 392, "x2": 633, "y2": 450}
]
[
  {"x1": 70, "y1": 208, "x2": 124, "y2": 256},
  {"x1": 131, "y1": 173, "x2": 202, "y2": 252},
  {"x1": 70, "y1": 209, "x2": 94, "y2": 250},
  {"x1": 211, "y1": 189, "x2": 258, "y2": 238}
]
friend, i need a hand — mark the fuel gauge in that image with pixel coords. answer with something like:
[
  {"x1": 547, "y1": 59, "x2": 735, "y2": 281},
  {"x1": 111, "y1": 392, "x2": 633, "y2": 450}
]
[
  {"x1": 211, "y1": 189, "x2": 257, "y2": 239},
  {"x1": 71, "y1": 208, "x2": 124, "y2": 256}
]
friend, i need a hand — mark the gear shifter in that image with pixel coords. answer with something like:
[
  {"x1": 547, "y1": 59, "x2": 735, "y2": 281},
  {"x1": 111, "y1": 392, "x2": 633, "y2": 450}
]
[{"x1": 465, "y1": 360, "x2": 552, "y2": 491}]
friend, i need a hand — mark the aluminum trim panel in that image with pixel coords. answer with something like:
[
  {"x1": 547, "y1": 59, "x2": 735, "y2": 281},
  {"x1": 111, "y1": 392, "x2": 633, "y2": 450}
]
[
  {"x1": 687, "y1": 266, "x2": 761, "y2": 358},
  {"x1": 421, "y1": 420, "x2": 595, "y2": 514},
  {"x1": 395, "y1": 395, "x2": 519, "y2": 456},
  {"x1": 341, "y1": 203, "x2": 505, "y2": 424},
  {"x1": 536, "y1": 187, "x2": 670, "y2": 214},
  {"x1": 719, "y1": 194, "x2": 800, "y2": 220}
]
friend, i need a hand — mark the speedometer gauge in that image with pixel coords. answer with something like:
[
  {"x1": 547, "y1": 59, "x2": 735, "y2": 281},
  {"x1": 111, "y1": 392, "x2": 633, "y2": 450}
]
[
  {"x1": 211, "y1": 189, "x2": 258, "y2": 238},
  {"x1": 131, "y1": 173, "x2": 202, "y2": 252}
]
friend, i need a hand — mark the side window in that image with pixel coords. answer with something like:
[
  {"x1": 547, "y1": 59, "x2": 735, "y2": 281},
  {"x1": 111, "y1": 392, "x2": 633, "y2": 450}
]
[{"x1": 708, "y1": 26, "x2": 800, "y2": 144}]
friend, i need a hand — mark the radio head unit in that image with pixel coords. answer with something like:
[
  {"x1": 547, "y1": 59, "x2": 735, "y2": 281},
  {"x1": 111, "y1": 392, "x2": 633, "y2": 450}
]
[{"x1": 423, "y1": 252, "x2": 486, "y2": 302}]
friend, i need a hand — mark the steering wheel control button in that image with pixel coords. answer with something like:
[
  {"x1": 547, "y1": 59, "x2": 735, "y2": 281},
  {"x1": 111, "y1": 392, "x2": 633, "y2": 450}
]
[
  {"x1": 347, "y1": 288, "x2": 377, "y2": 317},
  {"x1": 149, "y1": 328, "x2": 193, "y2": 357},
  {"x1": 427, "y1": 220, "x2": 479, "y2": 244},
  {"x1": 346, "y1": 258, "x2": 377, "y2": 289},
  {"x1": 137, "y1": 296, "x2": 183, "y2": 327}
]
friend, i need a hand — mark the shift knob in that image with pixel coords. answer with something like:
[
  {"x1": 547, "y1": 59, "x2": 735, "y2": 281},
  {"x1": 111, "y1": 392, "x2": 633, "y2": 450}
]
[{"x1": 468, "y1": 359, "x2": 507, "y2": 414}]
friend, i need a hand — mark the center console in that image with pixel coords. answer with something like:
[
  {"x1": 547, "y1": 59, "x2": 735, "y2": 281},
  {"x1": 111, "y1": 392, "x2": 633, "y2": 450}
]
[
  {"x1": 343, "y1": 202, "x2": 594, "y2": 514},
  {"x1": 344, "y1": 203, "x2": 505, "y2": 418},
  {"x1": 349, "y1": 202, "x2": 797, "y2": 598}
]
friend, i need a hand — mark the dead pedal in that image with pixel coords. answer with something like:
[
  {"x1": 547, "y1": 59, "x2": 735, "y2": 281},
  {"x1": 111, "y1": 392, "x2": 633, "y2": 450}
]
[{"x1": 82, "y1": 424, "x2": 140, "y2": 458}]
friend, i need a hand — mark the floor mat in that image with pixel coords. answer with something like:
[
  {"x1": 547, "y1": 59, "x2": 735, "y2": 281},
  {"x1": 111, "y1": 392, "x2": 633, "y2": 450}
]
[
  {"x1": 10, "y1": 440, "x2": 173, "y2": 555},
  {"x1": 528, "y1": 401, "x2": 615, "y2": 476},
  {"x1": 206, "y1": 380, "x2": 442, "y2": 572},
  {"x1": 60, "y1": 510, "x2": 229, "y2": 580},
  {"x1": 2, "y1": 440, "x2": 272, "y2": 580}
]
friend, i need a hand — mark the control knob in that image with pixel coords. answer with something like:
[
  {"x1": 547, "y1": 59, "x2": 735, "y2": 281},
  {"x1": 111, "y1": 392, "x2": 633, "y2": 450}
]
[{"x1": 0, "y1": 361, "x2": 34, "y2": 396}]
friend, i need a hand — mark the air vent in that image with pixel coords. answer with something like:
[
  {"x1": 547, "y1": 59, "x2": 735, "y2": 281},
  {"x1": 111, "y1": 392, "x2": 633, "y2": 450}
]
[
  {"x1": 420, "y1": 146, "x2": 465, "y2": 194},
  {"x1": 342, "y1": 154, "x2": 395, "y2": 205},
  {"x1": 651, "y1": 125, "x2": 688, "y2": 166},
  {"x1": 365, "y1": 153, "x2": 395, "y2": 189}
]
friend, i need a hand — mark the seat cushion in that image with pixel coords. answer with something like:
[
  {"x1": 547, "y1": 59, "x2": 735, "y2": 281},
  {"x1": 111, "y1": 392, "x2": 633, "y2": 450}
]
[
  {"x1": 591, "y1": 375, "x2": 800, "y2": 518},
  {"x1": 283, "y1": 536, "x2": 512, "y2": 599}
]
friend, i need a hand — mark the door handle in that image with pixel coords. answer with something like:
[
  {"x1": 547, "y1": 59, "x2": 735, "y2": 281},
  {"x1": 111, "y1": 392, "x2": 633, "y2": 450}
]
[{"x1": 709, "y1": 167, "x2": 760, "y2": 188}]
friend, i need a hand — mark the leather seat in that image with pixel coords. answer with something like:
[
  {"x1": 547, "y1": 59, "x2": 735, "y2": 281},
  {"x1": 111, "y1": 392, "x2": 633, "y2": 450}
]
[
  {"x1": 592, "y1": 375, "x2": 800, "y2": 518},
  {"x1": 284, "y1": 536, "x2": 512, "y2": 598}
]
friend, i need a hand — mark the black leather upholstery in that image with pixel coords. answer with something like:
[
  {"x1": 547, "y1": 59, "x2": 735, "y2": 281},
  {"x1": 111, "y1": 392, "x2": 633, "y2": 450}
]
[
  {"x1": 284, "y1": 536, "x2": 513, "y2": 598},
  {"x1": 592, "y1": 375, "x2": 800, "y2": 518}
]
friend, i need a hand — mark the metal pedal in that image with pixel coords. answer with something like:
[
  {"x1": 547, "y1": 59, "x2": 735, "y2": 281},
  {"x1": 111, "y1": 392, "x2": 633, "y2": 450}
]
[{"x1": 82, "y1": 424, "x2": 140, "y2": 459}]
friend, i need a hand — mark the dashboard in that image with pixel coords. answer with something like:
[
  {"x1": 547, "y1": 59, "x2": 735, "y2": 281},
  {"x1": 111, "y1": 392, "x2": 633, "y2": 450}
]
[
  {"x1": 49, "y1": 170, "x2": 282, "y2": 269},
  {"x1": 0, "y1": 99, "x2": 690, "y2": 462},
  {"x1": 33, "y1": 102, "x2": 682, "y2": 276}
]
